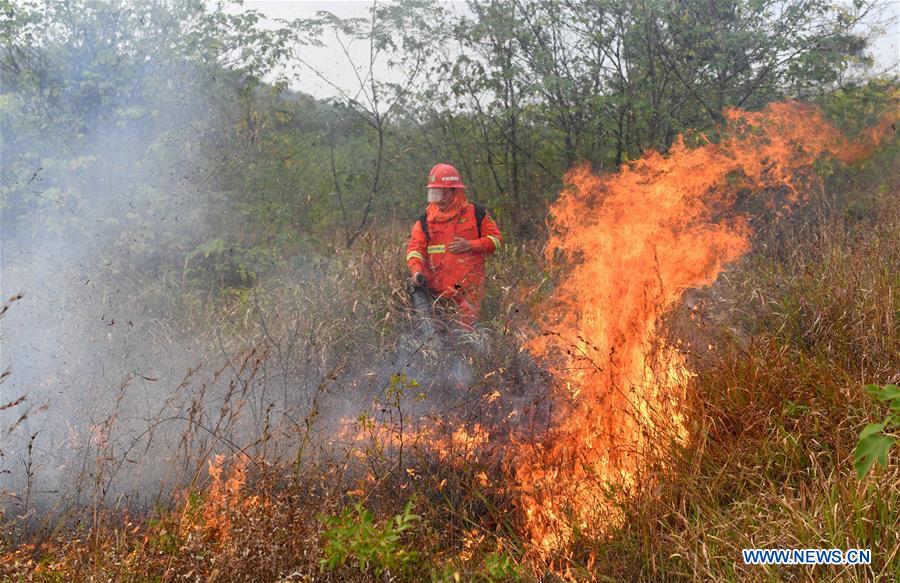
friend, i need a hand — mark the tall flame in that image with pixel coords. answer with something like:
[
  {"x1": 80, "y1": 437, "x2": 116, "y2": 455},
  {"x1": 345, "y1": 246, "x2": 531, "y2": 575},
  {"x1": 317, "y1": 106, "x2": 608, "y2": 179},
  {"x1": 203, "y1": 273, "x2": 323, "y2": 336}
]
[
  {"x1": 182, "y1": 453, "x2": 268, "y2": 544},
  {"x1": 517, "y1": 101, "x2": 896, "y2": 553}
]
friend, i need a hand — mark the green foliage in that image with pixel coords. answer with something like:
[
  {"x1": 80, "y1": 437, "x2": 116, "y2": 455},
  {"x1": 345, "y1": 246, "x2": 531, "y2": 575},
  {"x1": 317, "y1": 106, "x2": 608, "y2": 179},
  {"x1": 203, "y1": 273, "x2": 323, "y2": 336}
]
[
  {"x1": 482, "y1": 551, "x2": 521, "y2": 581},
  {"x1": 818, "y1": 79, "x2": 899, "y2": 137},
  {"x1": 854, "y1": 384, "x2": 899, "y2": 477},
  {"x1": 184, "y1": 238, "x2": 283, "y2": 289},
  {"x1": 3, "y1": 0, "x2": 884, "y2": 275},
  {"x1": 320, "y1": 501, "x2": 420, "y2": 576},
  {"x1": 386, "y1": 373, "x2": 421, "y2": 401},
  {"x1": 145, "y1": 515, "x2": 181, "y2": 556},
  {"x1": 427, "y1": 550, "x2": 521, "y2": 581}
]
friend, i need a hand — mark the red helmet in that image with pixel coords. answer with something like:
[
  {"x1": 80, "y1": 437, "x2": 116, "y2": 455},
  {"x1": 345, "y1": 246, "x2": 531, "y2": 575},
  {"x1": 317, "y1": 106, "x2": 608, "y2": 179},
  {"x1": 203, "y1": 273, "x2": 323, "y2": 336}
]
[{"x1": 427, "y1": 163, "x2": 466, "y2": 189}]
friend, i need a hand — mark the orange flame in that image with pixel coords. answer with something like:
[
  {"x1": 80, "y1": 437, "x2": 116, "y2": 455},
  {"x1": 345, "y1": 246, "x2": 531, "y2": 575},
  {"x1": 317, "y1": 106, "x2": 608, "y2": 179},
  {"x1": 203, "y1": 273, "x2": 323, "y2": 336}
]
[
  {"x1": 181, "y1": 453, "x2": 267, "y2": 544},
  {"x1": 203, "y1": 454, "x2": 247, "y2": 542},
  {"x1": 337, "y1": 416, "x2": 491, "y2": 466},
  {"x1": 516, "y1": 100, "x2": 896, "y2": 553}
]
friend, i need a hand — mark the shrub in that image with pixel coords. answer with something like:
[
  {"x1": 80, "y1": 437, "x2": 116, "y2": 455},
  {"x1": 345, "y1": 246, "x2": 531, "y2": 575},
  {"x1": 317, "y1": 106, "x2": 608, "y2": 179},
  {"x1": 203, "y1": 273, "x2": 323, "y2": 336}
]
[
  {"x1": 854, "y1": 384, "x2": 899, "y2": 477},
  {"x1": 320, "y1": 501, "x2": 420, "y2": 577}
]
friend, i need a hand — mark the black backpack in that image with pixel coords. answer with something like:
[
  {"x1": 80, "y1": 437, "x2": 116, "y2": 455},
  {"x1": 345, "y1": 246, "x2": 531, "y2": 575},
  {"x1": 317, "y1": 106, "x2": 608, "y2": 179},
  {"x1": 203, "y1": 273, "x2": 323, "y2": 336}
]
[{"x1": 418, "y1": 202, "x2": 487, "y2": 241}]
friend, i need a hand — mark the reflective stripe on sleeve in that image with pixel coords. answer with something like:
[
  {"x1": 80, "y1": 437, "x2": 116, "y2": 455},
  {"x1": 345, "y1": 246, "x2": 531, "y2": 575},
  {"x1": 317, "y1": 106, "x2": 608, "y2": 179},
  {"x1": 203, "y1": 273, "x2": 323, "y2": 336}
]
[
  {"x1": 427, "y1": 245, "x2": 446, "y2": 254},
  {"x1": 487, "y1": 235, "x2": 501, "y2": 251},
  {"x1": 406, "y1": 251, "x2": 425, "y2": 261}
]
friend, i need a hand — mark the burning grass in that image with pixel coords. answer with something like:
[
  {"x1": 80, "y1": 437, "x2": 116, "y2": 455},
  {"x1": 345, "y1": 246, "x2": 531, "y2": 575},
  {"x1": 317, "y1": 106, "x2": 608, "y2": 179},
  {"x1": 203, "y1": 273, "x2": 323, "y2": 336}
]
[
  {"x1": 513, "y1": 99, "x2": 898, "y2": 563},
  {"x1": 588, "y1": 194, "x2": 900, "y2": 581}
]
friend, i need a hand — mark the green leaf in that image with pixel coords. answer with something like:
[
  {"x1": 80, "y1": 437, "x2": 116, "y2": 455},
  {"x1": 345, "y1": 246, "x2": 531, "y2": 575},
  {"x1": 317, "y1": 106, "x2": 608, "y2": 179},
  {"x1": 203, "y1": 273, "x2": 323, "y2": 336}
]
[
  {"x1": 854, "y1": 434, "x2": 895, "y2": 478},
  {"x1": 859, "y1": 422, "x2": 885, "y2": 439},
  {"x1": 863, "y1": 383, "x2": 880, "y2": 395},
  {"x1": 878, "y1": 384, "x2": 900, "y2": 400},
  {"x1": 864, "y1": 383, "x2": 900, "y2": 401}
]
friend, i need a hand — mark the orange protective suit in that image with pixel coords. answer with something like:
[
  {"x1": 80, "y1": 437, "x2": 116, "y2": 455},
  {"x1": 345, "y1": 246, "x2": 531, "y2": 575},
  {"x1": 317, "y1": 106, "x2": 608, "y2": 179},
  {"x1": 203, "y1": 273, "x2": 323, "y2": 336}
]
[{"x1": 406, "y1": 190, "x2": 502, "y2": 327}]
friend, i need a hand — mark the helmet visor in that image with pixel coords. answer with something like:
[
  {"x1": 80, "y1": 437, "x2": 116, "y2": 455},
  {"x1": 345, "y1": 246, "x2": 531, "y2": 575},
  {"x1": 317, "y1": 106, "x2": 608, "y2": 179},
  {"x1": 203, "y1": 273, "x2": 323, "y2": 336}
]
[{"x1": 427, "y1": 187, "x2": 449, "y2": 202}]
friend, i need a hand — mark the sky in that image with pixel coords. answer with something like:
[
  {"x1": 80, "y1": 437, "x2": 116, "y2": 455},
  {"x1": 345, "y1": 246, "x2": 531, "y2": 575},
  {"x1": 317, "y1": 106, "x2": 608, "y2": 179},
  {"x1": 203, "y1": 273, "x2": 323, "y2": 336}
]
[
  {"x1": 232, "y1": 1, "x2": 429, "y2": 98},
  {"x1": 235, "y1": 0, "x2": 899, "y2": 99}
]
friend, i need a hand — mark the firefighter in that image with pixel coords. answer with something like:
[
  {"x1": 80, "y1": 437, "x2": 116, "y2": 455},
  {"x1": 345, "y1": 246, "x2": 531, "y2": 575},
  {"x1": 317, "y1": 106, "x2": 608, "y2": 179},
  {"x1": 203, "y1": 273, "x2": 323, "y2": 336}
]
[{"x1": 406, "y1": 163, "x2": 503, "y2": 328}]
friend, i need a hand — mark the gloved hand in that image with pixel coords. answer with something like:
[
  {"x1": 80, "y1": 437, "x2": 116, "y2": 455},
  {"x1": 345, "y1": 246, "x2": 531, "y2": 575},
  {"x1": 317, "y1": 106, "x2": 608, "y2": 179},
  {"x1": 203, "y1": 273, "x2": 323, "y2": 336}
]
[
  {"x1": 448, "y1": 236, "x2": 473, "y2": 253},
  {"x1": 410, "y1": 272, "x2": 426, "y2": 287}
]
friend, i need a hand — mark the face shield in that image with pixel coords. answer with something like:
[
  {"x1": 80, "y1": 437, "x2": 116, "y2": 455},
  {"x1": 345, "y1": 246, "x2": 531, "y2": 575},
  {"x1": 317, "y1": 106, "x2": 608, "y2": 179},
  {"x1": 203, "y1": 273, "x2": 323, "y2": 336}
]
[{"x1": 427, "y1": 187, "x2": 448, "y2": 203}]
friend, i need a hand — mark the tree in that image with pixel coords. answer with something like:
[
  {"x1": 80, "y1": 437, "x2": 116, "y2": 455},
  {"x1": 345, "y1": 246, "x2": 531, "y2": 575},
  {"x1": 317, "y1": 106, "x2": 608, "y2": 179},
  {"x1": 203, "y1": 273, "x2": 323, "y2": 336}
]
[{"x1": 285, "y1": 0, "x2": 443, "y2": 247}]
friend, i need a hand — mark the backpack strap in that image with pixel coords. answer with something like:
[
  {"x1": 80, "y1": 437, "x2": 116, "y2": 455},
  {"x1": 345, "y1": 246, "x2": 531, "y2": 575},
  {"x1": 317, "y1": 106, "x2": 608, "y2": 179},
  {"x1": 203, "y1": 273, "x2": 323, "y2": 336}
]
[
  {"x1": 472, "y1": 203, "x2": 487, "y2": 238},
  {"x1": 418, "y1": 211, "x2": 429, "y2": 241},
  {"x1": 419, "y1": 203, "x2": 487, "y2": 241}
]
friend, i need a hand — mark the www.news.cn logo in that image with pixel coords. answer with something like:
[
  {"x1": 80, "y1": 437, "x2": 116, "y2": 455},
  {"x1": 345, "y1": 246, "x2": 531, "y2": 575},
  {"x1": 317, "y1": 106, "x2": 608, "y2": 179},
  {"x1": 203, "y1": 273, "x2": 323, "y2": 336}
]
[{"x1": 743, "y1": 548, "x2": 871, "y2": 565}]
